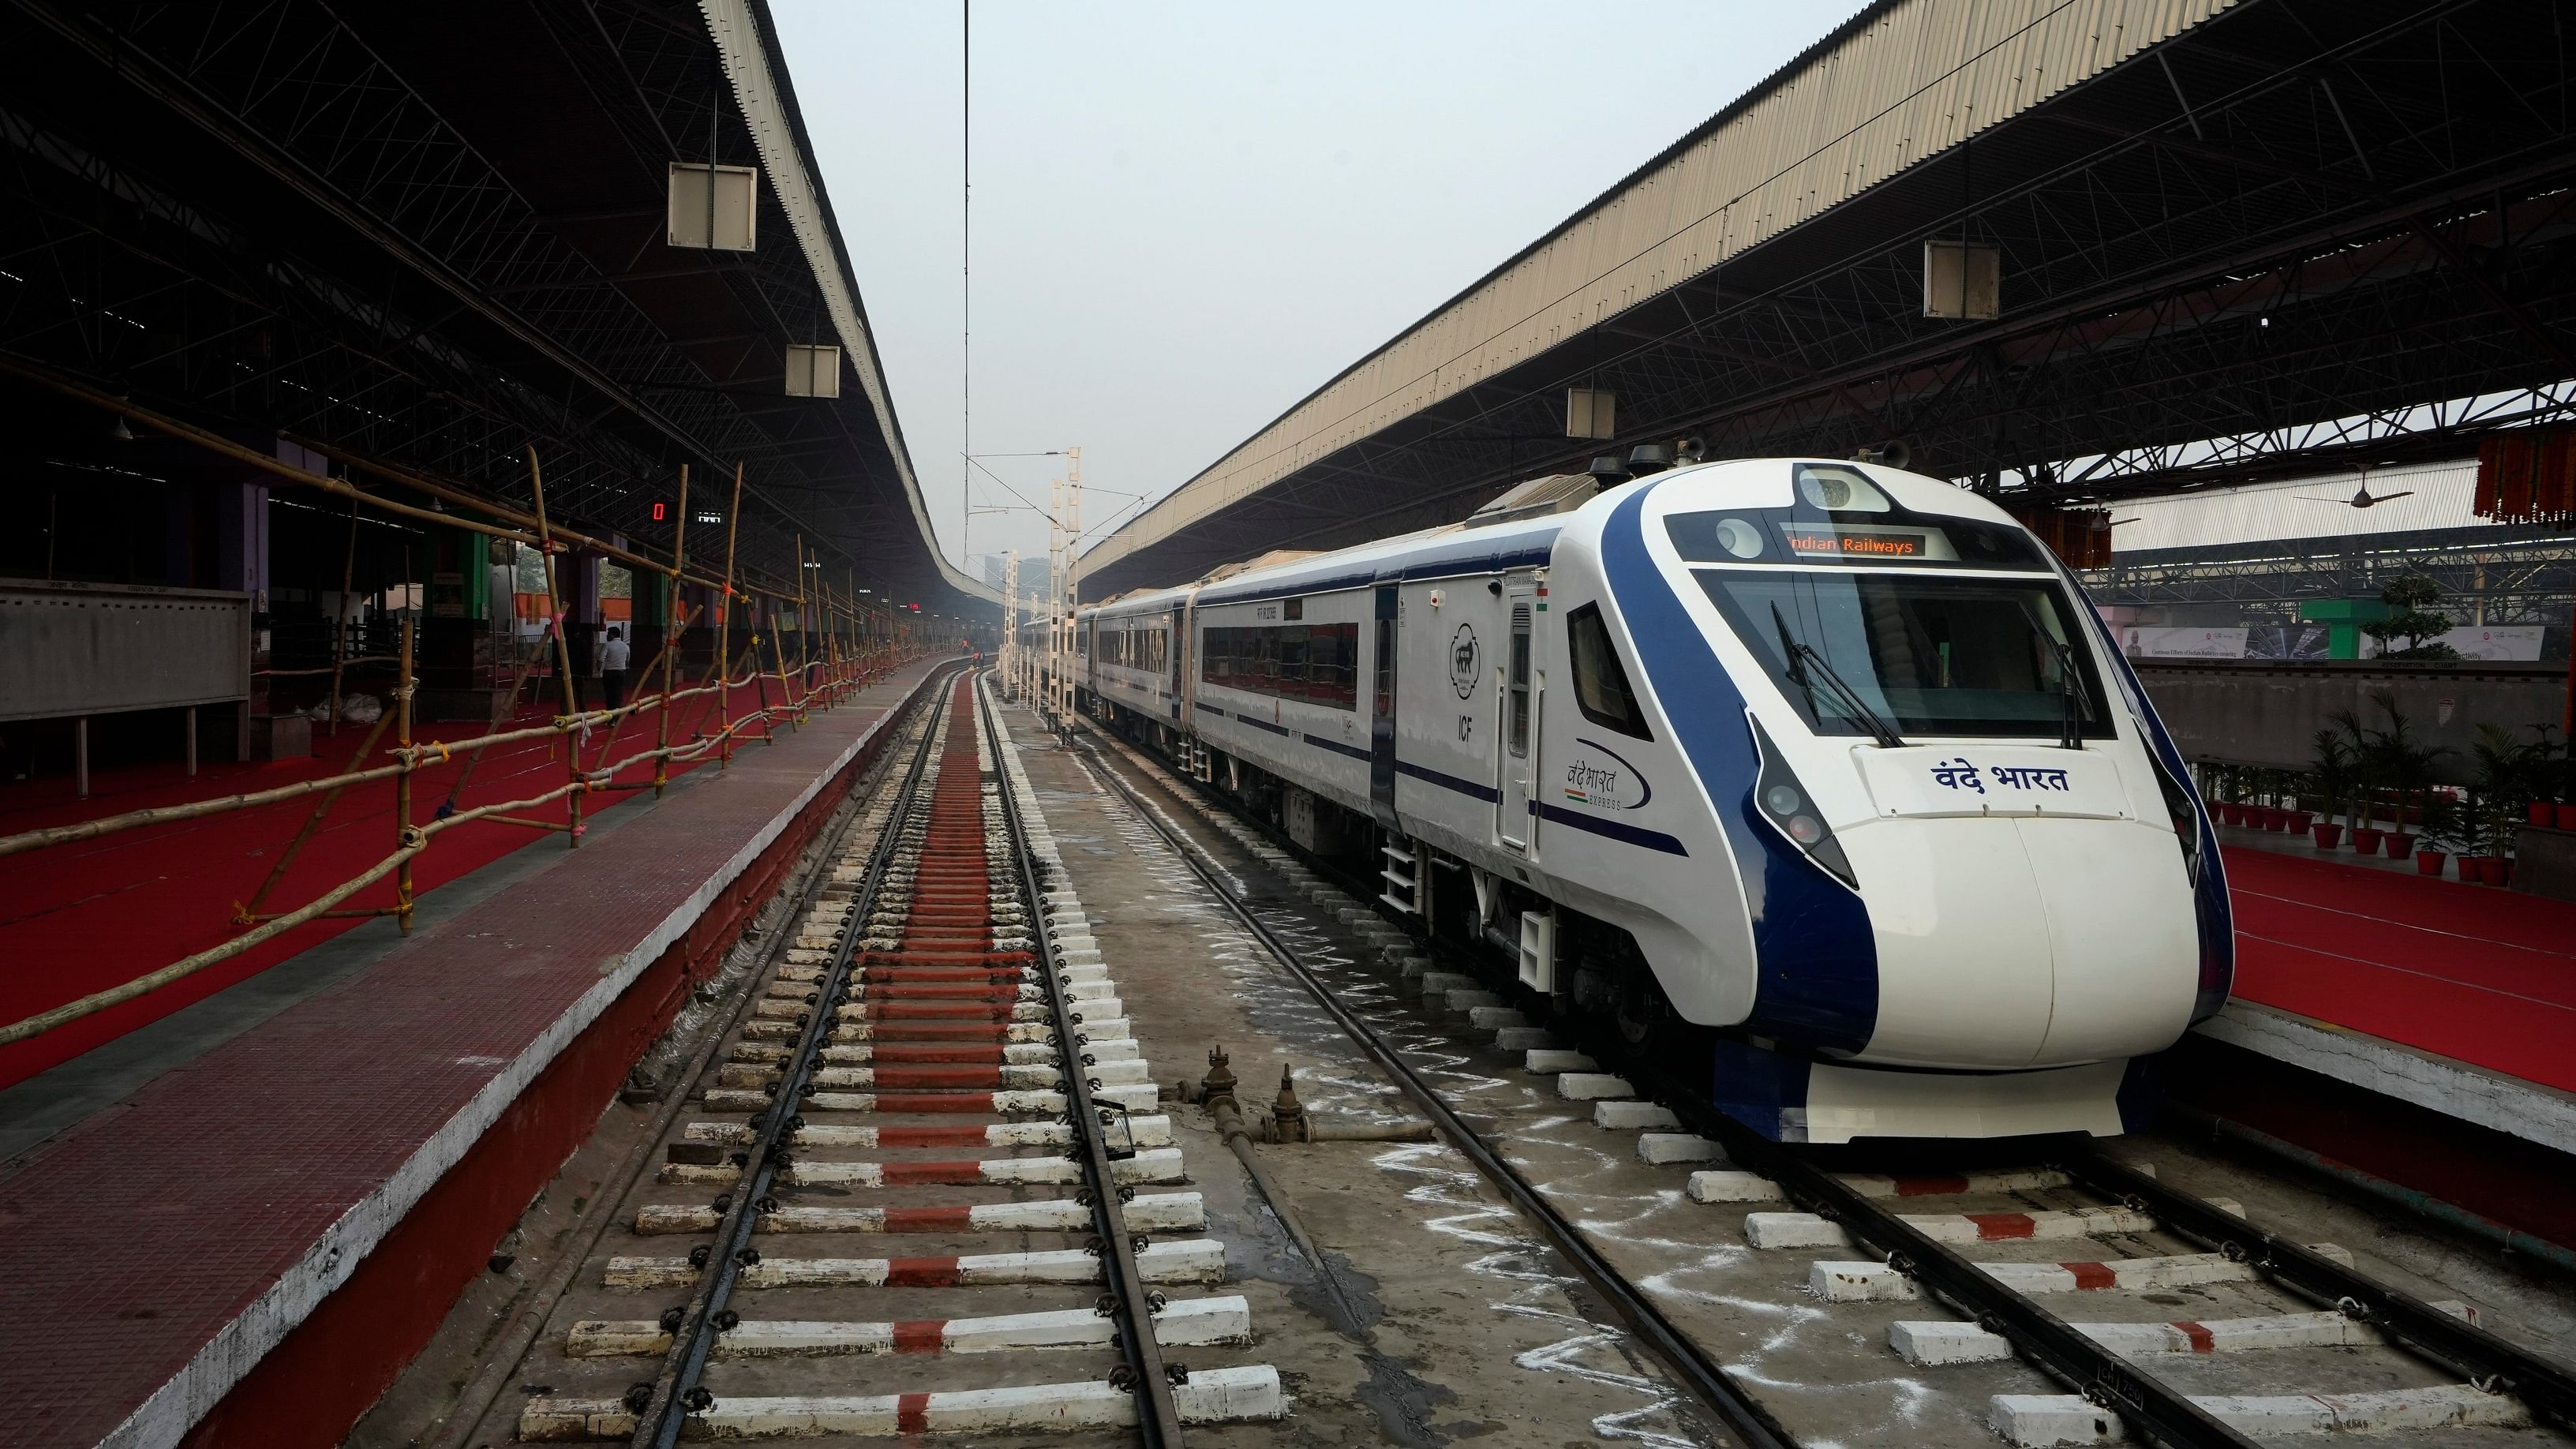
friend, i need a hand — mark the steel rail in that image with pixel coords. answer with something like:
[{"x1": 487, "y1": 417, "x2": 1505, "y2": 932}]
[
  {"x1": 1062, "y1": 728, "x2": 1796, "y2": 1449},
  {"x1": 2066, "y1": 1154, "x2": 2576, "y2": 1431},
  {"x1": 626, "y1": 665, "x2": 960, "y2": 1449},
  {"x1": 1059, "y1": 711, "x2": 2558, "y2": 1447},
  {"x1": 429, "y1": 681, "x2": 934, "y2": 1449},
  {"x1": 1691, "y1": 1118, "x2": 2265, "y2": 1449},
  {"x1": 976, "y1": 676, "x2": 1188, "y2": 1446}
]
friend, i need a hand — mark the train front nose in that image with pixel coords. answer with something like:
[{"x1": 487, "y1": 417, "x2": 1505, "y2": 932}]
[{"x1": 1835, "y1": 816, "x2": 2200, "y2": 1069}]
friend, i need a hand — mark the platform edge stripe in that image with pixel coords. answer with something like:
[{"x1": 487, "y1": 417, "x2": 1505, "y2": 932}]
[
  {"x1": 2192, "y1": 999, "x2": 2576, "y2": 1156},
  {"x1": 94, "y1": 664, "x2": 944, "y2": 1449}
]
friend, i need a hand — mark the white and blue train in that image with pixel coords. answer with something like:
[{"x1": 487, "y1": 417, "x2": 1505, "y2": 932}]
[{"x1": 1044, "y1": 456, "x2": 2231, "y2": 1143}]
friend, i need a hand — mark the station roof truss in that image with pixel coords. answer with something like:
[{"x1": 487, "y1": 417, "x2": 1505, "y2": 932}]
[
  {"x1": 1084, "y1": 0, "x2": 2576, "y2": 597},
  {"x1": 0, "y1": 0, "x2": 991, "y2": 615}
]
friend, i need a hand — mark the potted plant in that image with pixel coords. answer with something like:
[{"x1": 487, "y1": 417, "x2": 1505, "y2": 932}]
[
  {"x1": 2306, "y1": 730, "x2": 2352, "y2": 848},
  {"x1": 2467, "y1": 724, "x2": 2540, "y2": 886},
  {"x1": 2359, "y1": 575, "x2": 2459, "y2": 661},
  {"x1": 2327, "y1": 707, "x2": 2384, "y2": 852},
  {"x1": 2526, "y1": 724, "x2": 2576, "y2": 830},
  {"x1": 2364, "y1": 694, "x2": 2449, "y2": 859},
  {"x1": 2412, "y1": 790, "x2": 2459, "y2": 877}
]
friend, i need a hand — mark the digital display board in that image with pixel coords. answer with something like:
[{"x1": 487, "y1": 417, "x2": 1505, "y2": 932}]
[{"x1": 1779, "y1": 526, "x2": 1936, "y2": 560}]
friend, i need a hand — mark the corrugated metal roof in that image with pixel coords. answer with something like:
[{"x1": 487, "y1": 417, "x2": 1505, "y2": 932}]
[
  {"x1": 1087, "y1": 0, "x2": 2235, "y2": 578},
  {"x1": 2106, "y1": 459, "x2": 2488, "y2": 554}
]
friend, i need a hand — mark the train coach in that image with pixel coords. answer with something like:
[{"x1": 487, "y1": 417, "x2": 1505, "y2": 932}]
[{"x1": 1051, "y1": 455, "x2": 2232, "y2": 1144}]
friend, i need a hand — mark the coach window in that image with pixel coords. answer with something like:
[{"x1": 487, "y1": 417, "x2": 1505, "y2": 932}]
[{"x1": 1566, "y1": 603, "x2": 1653, "y2": 740}]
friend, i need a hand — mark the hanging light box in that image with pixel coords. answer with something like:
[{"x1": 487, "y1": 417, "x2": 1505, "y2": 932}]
[
  {"x1": 784, "y1": 343, "x2": 842, "y2": 399},
  {"x1": 666, "y1": 163, "x2": 758, "y2": 251}
]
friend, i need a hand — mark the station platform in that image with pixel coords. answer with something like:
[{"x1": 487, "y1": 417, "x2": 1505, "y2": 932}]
[
  {"x1": 2171, "y1": 825, "x2": 2576, "y2": 1260},
  {"x1": 0, "y1": 658, "x2": 953, "y2": 1449},
  {"x1": 2216, "y1": 827, "x2": 2576, "y2": 1096},
  {"x1": 1, "y1": 670, "x2": 864, "y2": 1090}
]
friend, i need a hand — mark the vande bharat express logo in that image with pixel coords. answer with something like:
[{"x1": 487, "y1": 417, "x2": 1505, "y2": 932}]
[
  {"x1": 1563, "y1": 739, "x2": 1652, "y2": 811},
  {"x1": 1928, "y1": 758, "x2": 2076, "y2": 796},
  {"x1": 1449, "y1": 623, "x2": 1480, "y2": 699}
]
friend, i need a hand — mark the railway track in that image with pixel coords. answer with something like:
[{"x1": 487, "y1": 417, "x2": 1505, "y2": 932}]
[
  {"x1": 511, "y1": 672, "x2": 1282, "y2": 1443},
  {"x1": 1065, "y1": 713, "x2": 2576, "y2": 1449}
]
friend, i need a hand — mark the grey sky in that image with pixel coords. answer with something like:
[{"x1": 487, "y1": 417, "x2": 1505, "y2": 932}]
[{"x1": 770, "y1": 2, "x2": 1858, "y2": 584}]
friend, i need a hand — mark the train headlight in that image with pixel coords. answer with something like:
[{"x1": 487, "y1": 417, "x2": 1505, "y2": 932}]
[
  {"x1": 2146, "y1": 748, "x2": 2205, "y2": 886},
  {"x1": 1749, "y1": 717, "x2": 1857, "y2": 889}
]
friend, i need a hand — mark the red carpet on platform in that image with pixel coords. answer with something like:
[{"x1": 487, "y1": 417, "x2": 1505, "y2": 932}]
[
  {"x1": 2222, "y1": 844, "x2": 2576, "y2": 1095},
  {"x1": 0, "y1": 677, "x2": 823, "y2": 1090}
]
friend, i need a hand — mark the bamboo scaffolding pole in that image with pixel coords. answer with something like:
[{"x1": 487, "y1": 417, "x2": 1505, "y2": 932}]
[
  {"x1": 282, "y1": 432, "x2": 799, "y2": 605},
  {"x1": 436, "y1": 614, "x2": 564, "y2": 815},
  {"x1": 657, "y1": 466, "x2": 691, "y2": 799},
  {"x1": 328, "y1": 494, "x2": 358, "y2": 737},
  {"x1": 526, "y1": 447, "x2": 586, "y2": 847},
  {"x1": 395, "y1": 616, "x2": 415, "y2": 933},
  {"x1": 792, "y1": 537, "x2": 811, "y2": 724},
  {"x1": 747, "y1": 598, "x2": 778, "y2": 745},
  {"x1": 578, "y1": 603, "x2": 698, "y2": 782},
  {"x1": 820, "y1": 578, "x2": 842, "y2": 708},
  {"x1": 0, "y1": 747, "x2": 667, "y2": 1045},
  {"x1": 769, "y1": 604, "x2": 804, "y2": 728},
  {"x1": 233, "y1": 705, "x2": 395, "y2": 923},
  {"x1": 717, "y1": 463, "x2": 744, "y2": 768},
  {"x1": 0, "y1": 763, "x2": 411, "y2": 859},
  {"x1": 0, "y1": 844, "x2": 428, "y2": 1047}
]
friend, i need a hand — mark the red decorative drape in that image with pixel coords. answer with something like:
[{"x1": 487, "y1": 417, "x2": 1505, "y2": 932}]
[{"x1": 2475, "y1": 426, "x2": 2576, "y2": 524}]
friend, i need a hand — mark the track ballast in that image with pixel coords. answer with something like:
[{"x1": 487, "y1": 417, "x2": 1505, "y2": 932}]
[
  {"x1": 516, "y1": 672, "x2": 1283, "y2": 1443},
  {"x1": 1067, "y1": 708, "x2": 2576, "y2": 1449}
]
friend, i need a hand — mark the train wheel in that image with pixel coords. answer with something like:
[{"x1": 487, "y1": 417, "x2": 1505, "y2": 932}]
[{"x1": 1611, "y1": 959, "x2": 1676, "y2": 1050}]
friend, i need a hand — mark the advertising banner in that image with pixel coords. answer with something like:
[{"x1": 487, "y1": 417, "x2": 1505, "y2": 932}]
[
  {"x1": 2428, "y1": 625, "x2": 2544, "y2": 661},
  {"x1": 2121, "y1": 626, "x2": 2249, "y2": 659},
  {"x1": 2245, "y1": 625, "x2": 2332, "y2": 660}
]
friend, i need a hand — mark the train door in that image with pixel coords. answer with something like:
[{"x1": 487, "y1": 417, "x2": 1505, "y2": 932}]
[
  {"x1": 1168, "y1": 607, "x2": 1185, "y2": 720},
  {"x1": 1368, "y1": 584, "x2": 1398, "y2": 825},
  {"x1": 1494, "y1": 583, "x2": 1537, "y2": 852}
]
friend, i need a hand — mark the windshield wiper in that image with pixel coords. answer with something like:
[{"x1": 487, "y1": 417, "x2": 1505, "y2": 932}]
[
  {"x1": 1769, "y1": 603, "x2": 1904, "y2": 748},
  {"x1": 2012, "y1": 598, "x2": 2087, "y2": 751},
  {"x1": 2053, "y1": 641, "x2": 2085, "y2": 751}
]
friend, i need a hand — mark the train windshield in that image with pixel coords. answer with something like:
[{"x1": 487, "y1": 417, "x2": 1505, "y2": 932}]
[{"x1": 1692, "y1": 568, "x2": 2113, "y2": 740}]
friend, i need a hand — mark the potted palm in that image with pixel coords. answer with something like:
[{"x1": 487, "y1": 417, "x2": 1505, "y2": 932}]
[
  {"x1": 2412, "y1": 791, "x2": 2458, "y2": 877},
  {"x1": 2467, "y1": 724, "x2": 2540, "y2": 886},
  {"x1": 2365, "y1": 694, "x2": 2450, "y2": 859},
  {"x1": 2307, "y1": 730, "x2": 2352, "y2": 848},
  {"x1": 2218, "y1": 767, "x2": 2248, "y2": 828},
  {"x1": 2330, "y1": 708, "x2": 2383, "y2": 853},
  {"x1": 2523, "y1": 724, "x2": 2573, "y2": 829}
]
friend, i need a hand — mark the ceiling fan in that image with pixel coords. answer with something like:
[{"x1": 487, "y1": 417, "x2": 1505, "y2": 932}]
[{"x1": 2300, "y1": 476, "x2": 2412, "y2": 508}]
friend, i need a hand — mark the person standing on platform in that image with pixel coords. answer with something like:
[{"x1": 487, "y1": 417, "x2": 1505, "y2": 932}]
[{"x1": 600, "y1": 627, "x2": 631, "y2": 712}]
